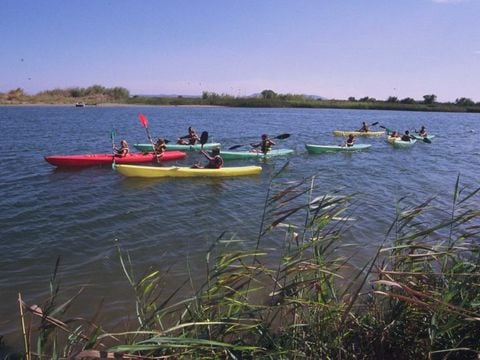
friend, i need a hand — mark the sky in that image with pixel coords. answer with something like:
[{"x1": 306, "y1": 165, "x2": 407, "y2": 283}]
[{"x1": 1, "y1": 0, "x2": 479, "y2": 102}]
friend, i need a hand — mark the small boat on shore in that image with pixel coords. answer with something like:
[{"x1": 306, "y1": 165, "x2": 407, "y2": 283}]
[
  {"x1": 45, "y1": 151, "x2": 187, "y2": 167},
  {"x1": 114, "y1": 164, "x2": 262, "y2": 178},
  {"x1": 75, "y1": 102, "x2": 85, "y2": 107},
  {"x1": 305, "y1": 144, "x2": 371, "y2": 153}
]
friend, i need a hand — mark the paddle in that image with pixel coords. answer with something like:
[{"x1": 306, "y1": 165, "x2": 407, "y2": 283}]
[
  {"x1": 413, "y1": 129, "x2": 432, "y2": 143},
  {"x1": 110, "y1": 130, "x2": 116, "y2": 170},
  {"x1": 138, "y1": 114, "x2": 161, "y2": 163},
  {"x1": 228, "y1": 133, "x2": 290, "y2": 150},
  {"x1": 200, "y1": 131, "x2": 209, "y2": 149},
  {"x1": 192, "y1": 131, "x2": 209, "y2": 167},
  {"x1": 379, "y1": 125, "x2": 393, "y2": 135}
]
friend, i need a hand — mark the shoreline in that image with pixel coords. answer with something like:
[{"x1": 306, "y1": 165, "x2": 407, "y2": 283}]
[{"x1": 0, "y1": 103, "x2": 223, "y2": 108}]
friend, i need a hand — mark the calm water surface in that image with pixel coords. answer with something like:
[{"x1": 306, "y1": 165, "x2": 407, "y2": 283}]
[{"x1": 1, "y1": 106, "x2": 479, "y2": 346}]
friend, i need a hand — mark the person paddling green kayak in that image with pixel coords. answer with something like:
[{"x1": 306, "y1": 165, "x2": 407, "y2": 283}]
[{"x1": 251, "y1": 134, "x2": 276, "y2": 154}]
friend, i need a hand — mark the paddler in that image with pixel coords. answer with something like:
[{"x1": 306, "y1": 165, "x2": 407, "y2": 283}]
[
  {"x1": 177, "y1": 127, "x2": 200, "y2": 145},
  {"x1": 113, "y1": 140, "x2": 129, "y2": 157},
  {"x1": 345, "y1": 134, "x2": 355, "y2": 147},
  {"x1": 251, "y1": 134, "x2": 276, "y2": 154},
  {"x1": 192, "y1": 148, "x2": 224, "y2": 169},
  {"x1": 358, "y1": 121, "x2": 369, "y2": 132}
]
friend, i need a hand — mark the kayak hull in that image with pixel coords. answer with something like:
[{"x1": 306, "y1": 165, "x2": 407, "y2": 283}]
[
  {"x1": 45, "y1": 151, "x2": 187, "y2": 167},
  {"x1": 220, "y1": 148, "x2": 294, "y2": 160},
  {"x1": 305, "y1": 144, "x2": 371, "y2": 153},
  {"x1": 411, "y1": 135, "x2": 435, "y2": 141},
  {"x1": 115, "y1": 164, "x2": 262, "y2": 178},
  {"x1": 386, "y1": 138, "x2": 417, "y2": 148},
  {"x1": 134, "y1": 143, "x2": 221, "y2": 152},
  {"x1": 333, "y1": 130, "x2": 384, "y2": 137}
]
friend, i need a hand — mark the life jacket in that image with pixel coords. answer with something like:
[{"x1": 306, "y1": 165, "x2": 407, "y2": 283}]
[{"x1": 261, "y1": 140, "x2": 272, "y2": 153}]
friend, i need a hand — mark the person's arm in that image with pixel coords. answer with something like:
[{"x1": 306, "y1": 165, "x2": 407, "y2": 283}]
[{"x1": 201, "y1": 150, "x2": 213, "y2": 160}]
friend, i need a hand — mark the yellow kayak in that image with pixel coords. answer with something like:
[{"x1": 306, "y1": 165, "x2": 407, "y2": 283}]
[
  {"x1": 115, "y1": 164, "x2": 262, "y2": 178},
  {"x1": 333, "y1": 130, "x2": 385, "y2": 137}
]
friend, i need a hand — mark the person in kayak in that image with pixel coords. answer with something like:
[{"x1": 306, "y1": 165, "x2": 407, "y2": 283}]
[
  {"x1": 358, "y1": 122, "x2": 369, "y2": 132},
  {"x1": 154, "y1": 138, "x2": 167, "y2": 155},
  {"x1": 418, "y1": 126, "x2": 428, "y2": 137},
  {"x1": 113, "y1": 140, "x2": 129, "y2": 157},
  {"x1": 153, "y1": 138, "x2": 167, "y2": 160},
  {"x1": 192, "y1": 148, "x2": 224, "y2": 169},
  {"x1": 177, "y1": 127, "x2": 200, "y2": 145},
  {"x1": 251, "y1": 134, "x2": 276, "y2": 154},
  {"x1": 401, "y1": 131, "x2": 412, "y2": 141},
  {"x1": 345, "y1": 134, "x2": 355, "y2": 147}
]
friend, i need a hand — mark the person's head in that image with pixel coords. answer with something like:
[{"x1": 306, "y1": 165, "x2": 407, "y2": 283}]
[
  {"x1": 405, "y1": 130, "x2": 410, "y2": 135},
  {"x1": 261, "y1": 134, "x2": 268, "y2": 140},
  {"x1": 189, "y1": 127, "x2": 196, "y2": 134},
  {"x1": 211, "y1": 148, "x2": 220, "y2": 156},
  {"x1": 363, "y1": 121, "x2": 367, "y2": 125},
  {"x1": 421, "y1": 126, "x2": 425, "y2": 130},
  {"x1": 121, "y1": 140, "x2": 128, "y2": 147},
  {"x1": 157, "y1": 138, "x2": 165, "y2": 144}
]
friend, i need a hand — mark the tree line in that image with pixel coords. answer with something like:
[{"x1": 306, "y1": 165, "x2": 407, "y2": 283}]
[{"x1": 1, "y1": 86, "x2": 479, "y2": 112}]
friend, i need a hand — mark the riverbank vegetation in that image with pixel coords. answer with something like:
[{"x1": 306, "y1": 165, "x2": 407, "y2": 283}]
[
  {"x1": 6, "y1": 174, "x2": 479, "y2": 359},
  {"x1": 2, "y1": 86, "x2": 480, "y2": 113}
]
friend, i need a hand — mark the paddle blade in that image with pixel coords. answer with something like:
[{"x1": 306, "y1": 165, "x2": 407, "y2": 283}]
[
  {"x1": 110, "y1": 130, "x2": 116, "y2": 140},
  {"x1": 138, "y1": 114, "x2": 148, "y2": 128},
  {"x1": 371, "y1": 121, "x2": 379, "y2": 126},
  {"x1": 200, "y1": 131, "x2": 209, "y2": 145},
  {"x1": 275, "y1": 133, "x2": 290, "y2": 140},
  {"x1": 228, "y1": 145, "x2": 243, "y2": 150},
  {"x1": 380, "y1": 126, "x2": 393, "y2": 134}
]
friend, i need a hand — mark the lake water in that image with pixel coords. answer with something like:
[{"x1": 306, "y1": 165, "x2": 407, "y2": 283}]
[{"x1": 1, "y1": 105, "x2": 479, "y2": 348}]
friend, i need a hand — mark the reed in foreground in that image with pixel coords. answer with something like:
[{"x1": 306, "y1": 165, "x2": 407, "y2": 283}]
[{"x1": 12, "y1": 174, "x2": 480, "y2": 359}]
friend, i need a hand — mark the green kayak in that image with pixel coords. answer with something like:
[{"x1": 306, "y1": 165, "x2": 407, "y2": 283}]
[
  {"x1": 220, "y1": 148, "x2": 294, "y2": 160},
  {"x1": 387, "y1": 137, "x2": 417, "y2": 148},
  {"x1": 411, "y1": 134, "x2": 435, "y2": 141},
  {"x1": 134, "y1": 143, "x2": 221, "y2": 152},
  {"x1": 305, "y1": 144, "x2": 371, "y2": 154}
]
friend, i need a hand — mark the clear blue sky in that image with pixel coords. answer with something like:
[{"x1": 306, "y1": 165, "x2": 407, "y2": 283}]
[{"x1": 1, "y1": 0, "x2": 479, "y2": 102}]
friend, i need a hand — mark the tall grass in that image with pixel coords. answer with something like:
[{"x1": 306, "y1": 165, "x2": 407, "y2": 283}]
[{"x1": 11, "y1": 175, "x2": 480, "y2": 359}]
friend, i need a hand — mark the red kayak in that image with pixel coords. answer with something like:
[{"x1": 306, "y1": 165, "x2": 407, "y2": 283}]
[{"x1": 45, "y1": 151, "x2": 187, "y2": 167}]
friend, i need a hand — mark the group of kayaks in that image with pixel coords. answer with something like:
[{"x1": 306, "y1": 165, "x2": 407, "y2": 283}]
[{"x1": 44, "y1": 127, "x2": 433, "y2": 178}]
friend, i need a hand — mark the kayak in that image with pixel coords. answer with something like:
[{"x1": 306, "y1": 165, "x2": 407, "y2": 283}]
[
  {"x1": 386, "y1": 137, "x2": 417, "y2": 148},
  {"x1": 114, "y1": 164, "x2": 262, "y2": 178},
  {"x1": 220, "y1": 148, "x2": 294, "y2": 160},
  {"x1": 411, "y1": 134, "x2": 435, "y2": 141},
  {"x1": 44, "y1": 151, "x2": 187, "y2": 167},
  {"x1": 134, "y1": 143, "x2": 221, "y2": 152},
  {"x1": 305, "y1": 144, "x2": 371, "y2": 153},
  {"x1": 333, "y1": 130, "x2": 385, "y2": 137}
]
